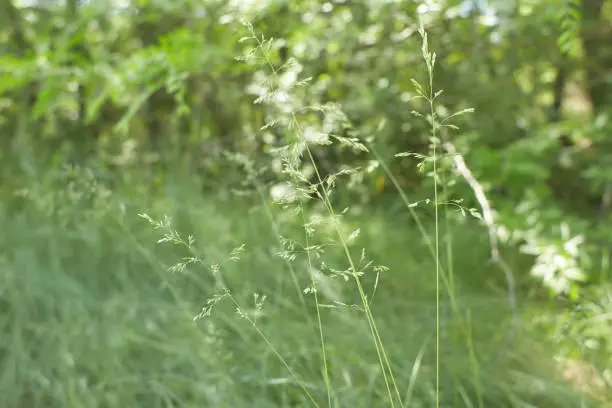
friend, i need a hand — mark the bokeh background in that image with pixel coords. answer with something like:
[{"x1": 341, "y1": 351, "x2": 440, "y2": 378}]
[{"x1": 1, "y1": 0, "x2": 612, "y2": 407}]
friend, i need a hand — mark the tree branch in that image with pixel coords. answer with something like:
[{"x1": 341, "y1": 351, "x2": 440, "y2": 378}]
[{"x1": 443, "y1": 141, "x2": 519, "y2": 343}]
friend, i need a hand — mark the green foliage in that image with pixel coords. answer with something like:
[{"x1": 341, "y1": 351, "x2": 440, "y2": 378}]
[
  {"x1": 1, "y1": 0, "x2": 612, "y2": 406},
  {"x1": 558, "y1": 0, "x2": 583, "y2": 57},
  {"x1": 0, "y1": 178, "x2": 596, "y2": 407}
]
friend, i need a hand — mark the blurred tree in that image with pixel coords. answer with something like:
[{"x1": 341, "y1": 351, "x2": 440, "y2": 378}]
[{"x1": 1, "y1": 0, "x2": 612, "y2": 293}]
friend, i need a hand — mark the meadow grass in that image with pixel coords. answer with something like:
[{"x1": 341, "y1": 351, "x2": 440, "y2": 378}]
[
  {"x1": 0, "y1": 22, "x2": 601, "y2": 408},
  {"x1": 0, "y1": 182, "x2": 595, "y2": 407}
]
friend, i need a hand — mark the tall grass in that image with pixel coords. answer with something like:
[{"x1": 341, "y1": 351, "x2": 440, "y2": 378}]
[
  {"x1": 0, "y1": 171, "x2": 597, "y2": 407},
  {"x1": 0, "y1": 24, "x2": 600, "y2": 408}
]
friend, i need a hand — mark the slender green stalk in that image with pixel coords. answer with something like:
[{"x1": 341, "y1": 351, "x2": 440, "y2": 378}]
[
  {"x1": 255, "y1": 180, "x2": 333, "y2": 406},
  {"x1": 299, "y1": 203, "x2": 333, "y2": 407},
  {"x1": 238, "y1": 158, "x2": 331, "y2": 405},
  {"x1": 246, "y1": 44, "x2": 335, "y2": 407},
  {"x1": 466, "y1": 310, "x2": 484, "y2": 407},
  {"x1": 431, "y1": 86, "x2": 441, "y2": 408},
  {"x1": 420, "y1": 30, "x2": 442, "y2": 408},
  {"x1": 247, "y1": 23, "x2": 401, "y2": 407}
]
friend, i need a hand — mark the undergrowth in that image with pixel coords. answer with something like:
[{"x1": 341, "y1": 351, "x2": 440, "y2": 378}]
[
  {"x1": 0, "y1": 22, "x2": 601, "y2": 408},
  {"x1": 136, "y1": 24, "x2": 594, "y2": 407}
]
